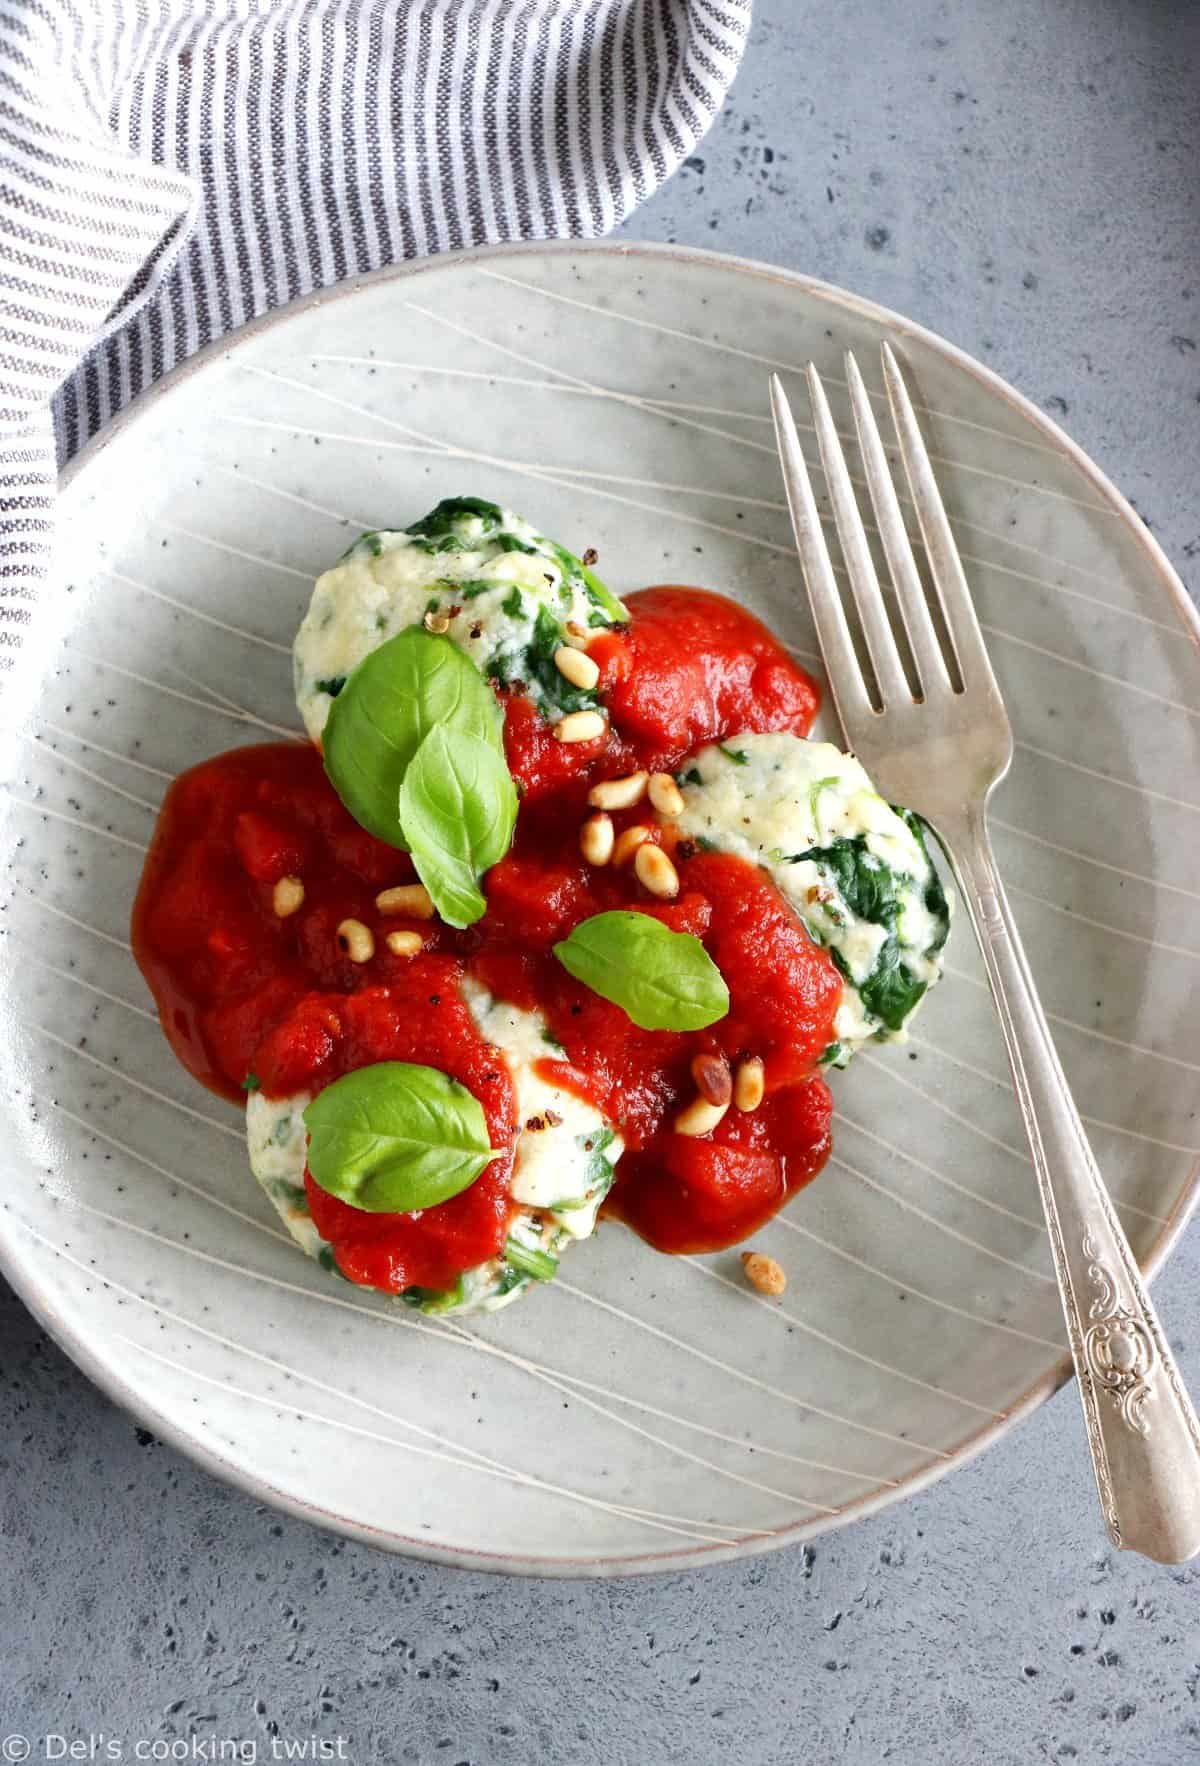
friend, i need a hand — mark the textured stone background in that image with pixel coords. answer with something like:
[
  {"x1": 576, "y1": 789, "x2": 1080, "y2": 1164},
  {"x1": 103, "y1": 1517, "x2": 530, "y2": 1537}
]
[{"x1": 3, "y1": 1, "x2": 1199, "y2": 1761}]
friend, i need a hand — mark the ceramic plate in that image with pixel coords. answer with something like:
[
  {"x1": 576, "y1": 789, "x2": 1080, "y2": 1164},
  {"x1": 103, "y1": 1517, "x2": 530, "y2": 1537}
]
[{"x1": 3, "y1": 243, "x2": 1199, "y2": 1575}]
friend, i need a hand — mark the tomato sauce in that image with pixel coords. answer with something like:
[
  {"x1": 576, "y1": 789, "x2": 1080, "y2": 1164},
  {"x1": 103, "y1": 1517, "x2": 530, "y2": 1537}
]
[{"x1": 132, "y1": 587, "x2": 837, "y2": 1289}]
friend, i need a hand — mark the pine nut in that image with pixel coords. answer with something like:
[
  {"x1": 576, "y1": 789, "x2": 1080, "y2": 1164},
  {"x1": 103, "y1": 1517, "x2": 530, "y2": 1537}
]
[
  {"x1": 612, "y1": 825, "x2": 650, "y2": 866},
  {"x1": 554, "y1": 646, "x2": 600, "y2": 691},
  {"x1": 587, "y1": 770, "x2": 648, "y2": 811},
  {"x1": 691, "y1": 1051, "x2": 732, "y2": 1108},
  {"x1": 674, "y1": 1094, "x2": 729, "y2": 1137},
  {"x1": 423, "y1": 610, "x2": 450, "y2": 634},
  {"x1": 565, "y1": 620, "x2": 589, "y2": 640},
  {"x1": 555, "y1": 710, "x2": 607, "y2": 744},
  {"x1": 272, "y1": 875, "x2": 305, "y2": 918},
  {"x1": 741, "y1": 1251, "x2": 786, "y2": 1296},
  {"x1": 733, "y1": 1056, "x2": 765, "y2": 1113},
  {"x1": 385, "y1": 929, "x2": 424, "y2": 957},
  {"x1": 580, "y1": 812, "x2": 615, "y2": 866},
  {"x1": 337, "y1": 918, "x2": 375, "y2": 963},
  {"x1": 376, "y1": 884, "x2": 435, "y2": 919},
  {"x1": 648, "y1": 772, "x2": 685, "y2": 818},
  {"x1": 634, "y1": 842, "x2": 679, "y2": 899}
]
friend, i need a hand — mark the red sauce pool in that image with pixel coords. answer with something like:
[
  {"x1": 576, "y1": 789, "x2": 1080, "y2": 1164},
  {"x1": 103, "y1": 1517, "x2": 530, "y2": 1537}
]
[{"x1": 132, "y1": 587, "x2": 838, "y2": 1291}]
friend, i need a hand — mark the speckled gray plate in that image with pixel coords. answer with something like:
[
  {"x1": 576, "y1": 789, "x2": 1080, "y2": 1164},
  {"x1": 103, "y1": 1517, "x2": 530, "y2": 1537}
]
[{"x1": 3, "y1": 242, "x2": 1199, "y2": 1576}]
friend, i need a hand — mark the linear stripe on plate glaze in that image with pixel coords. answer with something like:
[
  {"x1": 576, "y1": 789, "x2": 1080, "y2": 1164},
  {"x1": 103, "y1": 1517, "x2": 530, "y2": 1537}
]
[
  {"x1": 54, "y1": 1103, "x2": 293, "y2": 1246},
  {"x1": 266, "y1": 370, "x2": 1174, "y2": 716},
  {"x1": 124, "y1": 1340, "x2": 743, "y2": 1548},
  {"x1": 831, "y1": 1156, "x2": 1055, "y2": 1286},
  {"x1": 770, "y1": 1213, "x2": 1063, "y2": 1352},
  {"x1": 836, "y1": 1107, "x2": 1045, "y2": 1233},
  {"x1": 435, "y1": 1320, "x2": 832, "y2": 1515},
  {"x1": 159, "y1": 658, "x2": 306, "y2": 739},
  {"x1": 906, "y1": 1028, "x2": 1200, "y2": 1161},
  {"x1": 205, "y1": 461, "x2": 374, "y2": 532},
  {"x1": 31, "y1": 1024, "x2": 244, "y2": 1143},
  {"x1": 553, "y1": 1279, "x2": 954, "y2": 1459},
  {"x1": 855, "y1": 1050, "x2": 1171, "y2": 1229},
  {"x1": 151, "y1": 519, "x2": 315, "y2": 584},
  {"x1": 28, "y1": 955, "x2": 157, "y2": 1024},
  {"x1": 234, "y1": 371, "x2": 1147, "y2": 718},
  {"x1": 11, "y1": 882, "x2": 134, "y2": 952},
  {"x1": 403, "y1": 298, "x2": 786, "y2": 462},
  {"x1": 992, "y1": 815, "x2": 1200, "y2": 907},
  {"x1": 307, "y1": 358, "x2": 1179, "y2": 628},
  {"x1": 223, "y1": 409, "x2": 801, "y2": 559},
  {"x1": 43, "y1": 1087, "x2": 835, "y2": 1518},
  {"x1": 19, "y1": 1215, "x2": 800, "y2": 1541},
  {"x1": 434, "y1": 1324, "x2": 894, "y2": 1485},
  {"x1": 222, "y1": 387, "x2": 1186, "y2": 731},
  {"x1": 37, "y1": 1003, "x2": 974, "y2": 1483},
  {"x1": 26, "y1": 1216, "x2": 754, "y2": 1545},
  {"x1": 332, "y1": 335, "x2": 1172, "y2": 623},
  {"x1": 1008, "y1": 881, "x2": 1200, "y2": 965},
  {"x1": 39, "y1": 1017, "x2": 1023, "y2": 1469},
  {"x1": 475, "y1": 269, "x2": 1117, "y2": 508},
  {"x1": 100, "y1": 566, "x2": 293, "y2": 654},
  {"x1": 27, "y1": 732, "x2": 160, "y2": 813},
  {"x1": 941, "y1": 963, "x2": 1200, "y2": 1075},
  {"x1": 37, "y1": 721, "x2": 175, "y2": 781},
  {"x1": 73, "y1": 651, "x2": 302, "y2": 741},
  {"x1": 5, "y1": 795, "x2": 149, "y2": 854},
  {"x1": 22, "y1": 1122, "x2": 907, "y2": 1506},
  {"x1": 109, "y1": 1279, "x2": 763, "y2": 1541},
  {"x1": 679, "y1": 1258, "x2": 1008, "y2": 1418}
]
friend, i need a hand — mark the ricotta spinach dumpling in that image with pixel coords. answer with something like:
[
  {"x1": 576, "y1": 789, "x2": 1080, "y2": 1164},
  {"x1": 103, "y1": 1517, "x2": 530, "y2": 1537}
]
[
  {"x1": 294, "y1": 496, "x2": 628, "y2": 744},
  {"x1": 248, "y1": 985, "x2": 622, "y2": 1317},
  {"x1": 670, "y1": 732, "x2": 951, "y2": 1062}
]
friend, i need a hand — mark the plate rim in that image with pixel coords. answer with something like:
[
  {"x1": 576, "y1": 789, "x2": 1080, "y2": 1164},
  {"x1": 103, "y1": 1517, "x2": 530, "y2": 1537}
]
[{"x1": 7, "y1": 235, "x2": 1199, "y2": 1577}]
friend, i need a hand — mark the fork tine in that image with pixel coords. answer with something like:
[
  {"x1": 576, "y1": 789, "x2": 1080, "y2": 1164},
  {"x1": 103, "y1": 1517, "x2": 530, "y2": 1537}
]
[
  {"x1": 880, "y1": 341, "x2": 1001, "y2": 693},
  {"x1": 844, "y1": 351, "x2": 952, "y2": 699},
  {"x1": 769, "y1": 374, "x2": 875, "y2": 731},
  {"x1": 806, "y1": 363, "x2": 911, "y2": 710}
]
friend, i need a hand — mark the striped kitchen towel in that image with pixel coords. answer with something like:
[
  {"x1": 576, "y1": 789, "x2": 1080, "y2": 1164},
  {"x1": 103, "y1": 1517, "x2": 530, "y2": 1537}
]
[{"x1": 0, "y1": 0, "x2": 751, "y2": 664}]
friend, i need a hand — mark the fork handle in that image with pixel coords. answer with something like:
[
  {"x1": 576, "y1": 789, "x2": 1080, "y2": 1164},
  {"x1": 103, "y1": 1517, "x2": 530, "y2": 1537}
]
[{"x1": 940, "y1": 807, "x2": 1200, "y2": 1562}]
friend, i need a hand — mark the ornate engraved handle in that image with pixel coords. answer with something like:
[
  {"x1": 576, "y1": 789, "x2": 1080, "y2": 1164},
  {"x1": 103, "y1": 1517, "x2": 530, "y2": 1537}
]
[{"x1": 938, "y1": 807, "x2": 1200, "y2": 1562}]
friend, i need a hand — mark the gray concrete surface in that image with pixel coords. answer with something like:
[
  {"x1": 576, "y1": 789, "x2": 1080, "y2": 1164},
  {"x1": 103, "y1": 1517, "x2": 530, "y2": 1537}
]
[{"x1": 4, "y1": 1, "x2": 1200, "y2": 1760}]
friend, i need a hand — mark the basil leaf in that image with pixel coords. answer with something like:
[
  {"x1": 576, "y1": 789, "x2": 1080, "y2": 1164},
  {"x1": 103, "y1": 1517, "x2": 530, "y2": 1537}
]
[
  {"x1": 553, "y1": 911, "x2": 729, "y2": 1031},
  {"x1": 304, "y1": 1061, "x2": 496, "y2": 1213},
  {"x1": 399, "y1": 725, "x2": 518, "y2": 928},
  {"x1": 323, "y1": 627, "x2": 503, "y2": 847}
]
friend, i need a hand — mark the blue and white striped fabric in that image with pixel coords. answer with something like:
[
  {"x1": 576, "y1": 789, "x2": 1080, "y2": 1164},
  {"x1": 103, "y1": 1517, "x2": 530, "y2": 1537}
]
[{"x1": 0, "y1": 0, "x2": 751, "y2": 665}]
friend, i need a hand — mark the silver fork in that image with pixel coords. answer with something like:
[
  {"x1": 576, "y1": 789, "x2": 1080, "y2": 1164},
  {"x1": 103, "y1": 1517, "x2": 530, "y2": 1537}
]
[{"x1": 771, "y1": 345, "x2": 1200, "y2": 1564}]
